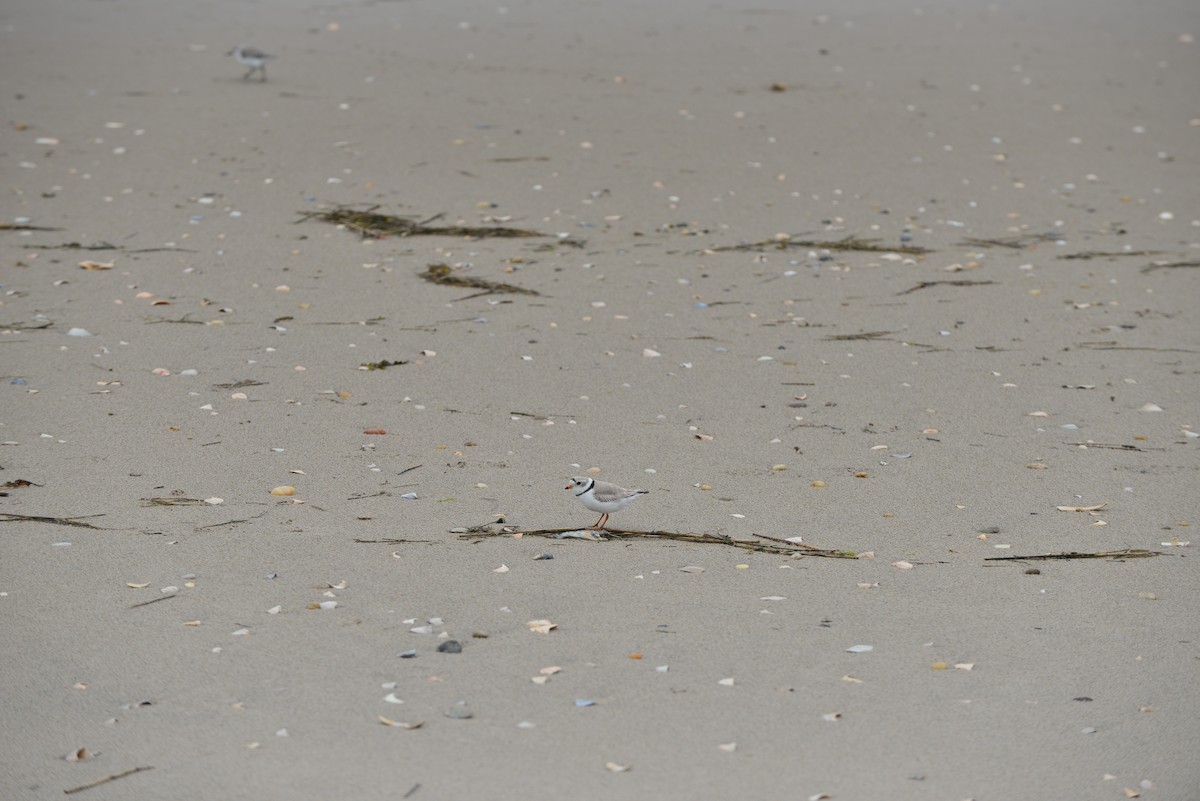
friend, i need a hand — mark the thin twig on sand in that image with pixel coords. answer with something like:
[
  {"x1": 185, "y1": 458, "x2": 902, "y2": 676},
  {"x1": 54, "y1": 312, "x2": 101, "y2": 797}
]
[
  {"x1": 0, "y1": 513, "x2": 107, "y2": 529},
  {"x1": 985, "y1": 549, "x2": 1161, "y2": 562},
  {"x1": 64, "y1": 766, "x2": 154, "y2": 794},
  {"x1": 457, "y1": 524, "x2": 858, "y2": 559}
]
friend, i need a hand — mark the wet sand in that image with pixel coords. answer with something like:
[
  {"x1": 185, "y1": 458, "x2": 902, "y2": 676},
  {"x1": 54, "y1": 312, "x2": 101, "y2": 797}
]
[{"x1": 2, "y1": 0, "x2": 1198, "y2": 798}]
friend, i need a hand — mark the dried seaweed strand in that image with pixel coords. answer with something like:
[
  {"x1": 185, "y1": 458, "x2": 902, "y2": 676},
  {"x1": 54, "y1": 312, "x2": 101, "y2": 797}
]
[
  {"x1": 1057, "y1": 250, "x2": 1164, "y2": 260},
  {"x1": 0, "y1": 513, "x2": 107, "y2": 529},
  {"x1": 0, "y1": 223, "x2": 63, "y2": 232},
  {"x1": 896, "y1": 279, "x2": 997, "y2": 296},
  {"x1": 420, "y1": 263, "x2": 539, "y2": 296},
  {"x1": 140, "y1": 497, "x2": 208, "y2": 507},
  {"x1": 958, "y1": 234, "x2": 1060, "y2": 249},
  {"x1": 353, "y1": 538, "x2": 438, "y2": 544},
  {"x1": 985, "y1": 549, "x2": 1161, "y2": 561},
  {"x1": 1064, "y1": 442, "x2": 1160, "y2": 452},
  {"x1": 458, "y1": 525, "x2": 857, "y2": 559},
  {"x1": 1140, "y1": 259, "x2": 1200, "y2": 273},
  {"x1": 708, "y1": 235, "x2": 931, "y2": 255},
  {"x1": 822, "y1": 330, "x2": 896, "y2": 342},
  {"x1": 25, "y1": 241, "x2": 196, "y2": 253},
  {"x1": 298, "y1": 207, "x2": 545, "y2": 239},
  {"x1": 194, "y1": 512, "x2": 268, "y2": 530}
]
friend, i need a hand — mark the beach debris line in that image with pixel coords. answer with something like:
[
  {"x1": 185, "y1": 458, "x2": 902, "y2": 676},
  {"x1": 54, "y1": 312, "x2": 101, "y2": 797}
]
[
  {"x1": 1139, "y1": 259, "x2": 1200, "y2": 273},
  {"x1": 985, "y1": 549, "x2": 1162, "y2": 562},
  {"x1": 705, "y1": 234, "x2": 932, "y2": 255},
  {"x1": 1, "y1": 222, "x2": 63, "y2": 232},
  {"x1": 420, "y1": 263, "x2": 540, "y2": 297},
  {"x1": 360, "y1": 359, "x2": 408, "y2": 371},
  {"x1": 896, "y1": 279, "x2": 997, "y2": 296},
  {"x1": 957, "y1": 234, "x2": 1061, "y2": 249},
  {"x1": 1056, "y1": 249, "x2": 1165, "y2": 260},
  {"x1": 0, "y1": 513, "x2": 107, "y2": 529},
  {"x1": 297, "y1": 206, "x2": 546, "y2": 239},
  {"x1": 140, "y1": 496, "x2": 211, "y2": 507},
  {"x1": 64, "y1": 765, "x2": 154, "y2": 795},
  {"x1": 454, "y1": 523, "x2": 858, "y2": 558}
]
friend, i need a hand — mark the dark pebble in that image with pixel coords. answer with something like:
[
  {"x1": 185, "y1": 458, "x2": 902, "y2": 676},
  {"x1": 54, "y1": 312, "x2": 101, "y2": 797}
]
[{"x1": 437, "y1": 640, "x2": 462, "y2": 654}]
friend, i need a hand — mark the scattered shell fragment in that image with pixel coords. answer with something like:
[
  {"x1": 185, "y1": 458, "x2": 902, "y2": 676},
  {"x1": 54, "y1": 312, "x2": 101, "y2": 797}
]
[
  {"x1": 79, "y1": 260, "x2": 114, "y2": 270},
  {"x1": 1139, "y1": 403, "x2": 1164, "y2": 412},
  {"x1": 126, "y1": 582, "x2": 150, "y2": 589},
  {"x1": 493, "y1": 564, "x2": 510, "y2": 573},
  {"x1": 378, "y1": 716, "x2": 424, "y2": 729},
  {"x1": 718, "y1": 742, "x2": 737, "y2": 752},
  {"x1": 527, "y1": 619, "x2": 557, "y2": 634},
  {"x1": 1056, "y1": 503, "x2": 1105, "y2": 512},
  {"x1": 270, "y1": 486, "x2": 295, "y2": 496},
  {"x1": 680, "y1": 565, "x2": 705, "y2": 573},
  {"x1": 718, "y1": 678, "x2": 735, "y2": 686},
  {"x1": 846, "y1": 645, "x2": 874, "y2": 654},
  {"x1": 604, "y1": 762, "x2": 632, "y2": 773},
  {"x1": 821, "y1": 712, "x2": 842, "y2": 722},
  {"x1": 65, "y1": 747, "x2": 92, "y2": 763},
  {"x1": 891, "y1": 560, "x2": 914, "y2": 570},
  {"x1": 384, "y1": 693, "x2": 404, "y2": 705}
]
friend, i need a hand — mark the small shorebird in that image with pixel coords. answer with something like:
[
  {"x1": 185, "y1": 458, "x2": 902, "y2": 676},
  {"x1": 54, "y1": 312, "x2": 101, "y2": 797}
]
[
  {"x1": 228, "y1": 46, "x2": 275, "y2": 81},
  {"x1": 565, "y1": 476, "x2": 648, "y2": 529}
]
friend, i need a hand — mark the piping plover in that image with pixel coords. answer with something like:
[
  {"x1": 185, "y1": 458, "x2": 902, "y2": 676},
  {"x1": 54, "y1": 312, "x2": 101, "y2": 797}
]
[
  {"x1": 565, "y1": 476, "x2": 648, "y2": 529},
  {"x1": 228, "y1": 46, "x2": 275, "y2": 81}
]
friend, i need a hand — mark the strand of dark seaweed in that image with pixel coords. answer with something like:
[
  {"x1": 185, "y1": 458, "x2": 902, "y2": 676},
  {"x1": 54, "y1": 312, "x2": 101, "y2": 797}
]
[
  {"x1": 985, "y1": 549, "x2": 1162, "y2": 562},
  {"x1": 458, "y1": 525, "x2": 858, "y2": 559},
  {"x1": 0, "y1": 513, "x2": 107, "y2": 529},
  {"x1": 896, "y1": 279, "x2": 997, "y2": 296},
  {"x1": 296, "y1": 207, "x2": 545, "y2": 239},
  {"x1": 706, "y1": 234, "x2": 931, "y2": 255}
]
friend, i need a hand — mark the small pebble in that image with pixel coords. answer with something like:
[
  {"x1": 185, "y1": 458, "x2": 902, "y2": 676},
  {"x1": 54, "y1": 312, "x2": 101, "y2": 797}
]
[{"x1": 437, "y1": 640, "x2": 462, "y2": 654}]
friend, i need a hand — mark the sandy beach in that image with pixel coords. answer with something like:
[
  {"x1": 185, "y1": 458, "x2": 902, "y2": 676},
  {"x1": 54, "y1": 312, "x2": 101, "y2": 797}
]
[{"x1": 2, "y1": 0, "x2": 1198, "y2": 798}]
